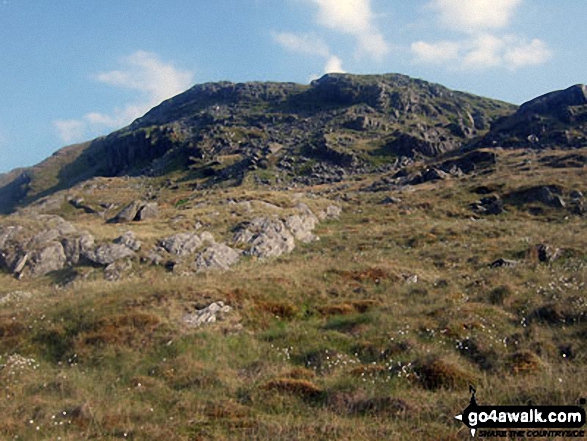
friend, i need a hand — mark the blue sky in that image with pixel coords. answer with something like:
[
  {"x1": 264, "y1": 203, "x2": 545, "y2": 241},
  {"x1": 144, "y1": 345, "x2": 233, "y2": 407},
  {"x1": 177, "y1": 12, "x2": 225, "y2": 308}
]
[{"x1": 0, "y1": 0, "x2": 585, "y2": 173}]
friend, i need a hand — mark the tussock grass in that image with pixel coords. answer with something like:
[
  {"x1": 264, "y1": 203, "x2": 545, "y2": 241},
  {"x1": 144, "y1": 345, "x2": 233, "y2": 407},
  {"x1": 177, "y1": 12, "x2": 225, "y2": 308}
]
[{"x1": 1, "y1": 148, "x2": 587, "y2": 439}]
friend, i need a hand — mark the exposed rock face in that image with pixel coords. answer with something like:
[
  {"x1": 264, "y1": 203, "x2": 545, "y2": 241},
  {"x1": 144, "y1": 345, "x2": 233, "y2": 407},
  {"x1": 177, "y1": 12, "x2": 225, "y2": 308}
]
[
  {"x1": 383, "y1": 131, "x2": 460, "y2": 158},
  {"x1": 0, "y1": 73, "x2": 514, "y2": 213},
  {"x1": 518, "y1": 84, "x2": 587, "y2": 116},
  {"x1": 482, "y1": 84, "x2": 587, "y2": 149},
  {"x1": 0, "y1": 226, "x2": 23, "y2": 249}
]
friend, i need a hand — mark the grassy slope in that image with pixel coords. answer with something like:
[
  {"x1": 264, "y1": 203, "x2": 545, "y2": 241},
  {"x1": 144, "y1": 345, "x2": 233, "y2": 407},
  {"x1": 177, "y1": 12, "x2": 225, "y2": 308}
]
[{"x1": 0, "y1": 147, "x2": 586, "y2": 440}]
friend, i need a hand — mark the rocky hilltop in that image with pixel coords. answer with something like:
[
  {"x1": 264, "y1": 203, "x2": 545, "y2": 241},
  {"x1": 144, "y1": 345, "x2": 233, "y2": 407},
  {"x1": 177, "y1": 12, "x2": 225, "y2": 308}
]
[
  {"x1": 0, "y1": 73, "x2": 515, "y2": 213},
  {"x1": 481, "y1": 84, "x2": 587, "y2": 149}
]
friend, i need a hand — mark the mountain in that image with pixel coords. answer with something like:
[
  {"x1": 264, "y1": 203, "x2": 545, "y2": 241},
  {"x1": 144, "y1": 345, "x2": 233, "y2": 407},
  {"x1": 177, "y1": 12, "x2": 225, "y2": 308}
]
[
  {"x1": 2, "y1": 74, "x2": 587, "y2": 440},
  {"x1": 0, "y1": 73, "x2": 515, "y2": 213},
  {"x1": 480, "y1": 84, "x2": 587, "y2": 149}
]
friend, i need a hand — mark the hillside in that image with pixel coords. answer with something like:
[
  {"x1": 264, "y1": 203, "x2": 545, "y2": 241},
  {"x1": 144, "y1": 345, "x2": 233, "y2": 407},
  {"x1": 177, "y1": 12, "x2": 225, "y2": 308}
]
[
  {"x1": 0, "y1": 75, "x2": 586, "y2": 440},
  {"x1": 0, "y1": 73, "x2": 515, "y2": 214}
]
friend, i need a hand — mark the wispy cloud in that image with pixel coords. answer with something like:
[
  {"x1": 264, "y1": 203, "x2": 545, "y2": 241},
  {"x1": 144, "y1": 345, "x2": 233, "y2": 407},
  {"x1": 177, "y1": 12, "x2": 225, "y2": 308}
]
[
  {"x1": 310, "y1": 0, "x2": 389, "y2": 60},
  {"x1": 272, "y1": 32, "x2": 330, "y2": 57},
  {"x1": 273, "y1": 30, "x2": 346, "y2": 76},
  {"x1": 54, "y1": 51, "x2": 194, "y2": 144},
  {"x1": 412, "y1": 34, "x2": 552, "y2": 71},
  {"x1": 412, "y1": 0, "x2": 551, "y2": 71}
]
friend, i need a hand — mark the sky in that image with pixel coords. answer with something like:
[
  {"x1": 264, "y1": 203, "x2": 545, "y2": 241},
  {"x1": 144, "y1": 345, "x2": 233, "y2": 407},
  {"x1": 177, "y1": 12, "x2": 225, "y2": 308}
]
[{"x1": 0, "y1": 0, "x2": 585, "y2": 173}]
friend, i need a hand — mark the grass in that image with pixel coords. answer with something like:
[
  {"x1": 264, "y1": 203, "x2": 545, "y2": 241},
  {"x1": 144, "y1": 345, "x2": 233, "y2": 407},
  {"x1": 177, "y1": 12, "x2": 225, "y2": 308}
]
[{"x1": 1, "y1": 147, "x2": 587, "y2": 439}]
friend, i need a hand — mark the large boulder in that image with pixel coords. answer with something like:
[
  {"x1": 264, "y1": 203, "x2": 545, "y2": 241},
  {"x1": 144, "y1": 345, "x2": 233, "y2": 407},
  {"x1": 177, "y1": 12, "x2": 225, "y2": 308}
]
[
  {"x1": 108, "y1": 201, "x2": 158, "y2": 223},
  {"x1": 194, "y1": 243, "x2": 240, "y2": 271},
  {"x1": 234, "y1": 217, "x2": 296, "y2": 258},
  {"x1": 159, "y1": 232, "x2": 203, "y2": 256},
  {"x1": 28, "y1": 242, "x2": 67, "y2": 277},
  {"x1": 285, "y1": 214, "x2": 318, "y2": 243},
  {"x1": 136, "y1": 203, "x2": 159, "y2": 221},
  {"x1": 83, "y1": 243, "x2": 135, "y2": 266},
  {"x1": 108, "y1": 200, "x2": 145, "y2": 223},
  {"x1": 61, "y1": 233, "x2": 95, "y2": 265}
]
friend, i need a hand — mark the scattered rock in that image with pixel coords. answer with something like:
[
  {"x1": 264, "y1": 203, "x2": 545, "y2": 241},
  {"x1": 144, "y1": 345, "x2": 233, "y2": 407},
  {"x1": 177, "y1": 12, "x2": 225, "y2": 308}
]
[
  {"x1": 114, "y1": 232, "x2": 142, "y2": 251},
  {"x1": 489, "y1": 258, "x2": 518, "y2": 268},
  {"x1": 0, "y1": 290, "x2": 33, "y2": 305},
  {"x1": 470, "y1": 194, "x2": 504, "y2": 215},
  {"x1": 440, "y1": 150, "x2": 497, "y2": 174},
  {"x1": 380, "y1": 196, "x2": 402, "y2": 205},
  {"x1": 532, "y1": 244, "x2": 560, "y2": 263},
  {"x1": 108, "y1": 201, "x2": 158, "y2": 223},
  {"x1": 104, "y1": 259, "x2": 133, "y2": 281},
  {"x1": 183, "y1": 301, "x2": 233, "y2": 327},
  {"x1": 318, "y1": 205, "x2": 342, "y2": 220}
]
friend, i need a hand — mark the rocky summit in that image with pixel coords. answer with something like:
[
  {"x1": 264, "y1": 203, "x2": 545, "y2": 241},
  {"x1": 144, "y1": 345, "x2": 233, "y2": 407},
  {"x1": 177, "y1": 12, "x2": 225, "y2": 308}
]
[
  {"x1": 1, "y1": 73, "x2": 587, "y2": 440},
  {"x1": 0, "y1": 73, "x2": 517, "y2": 214}
]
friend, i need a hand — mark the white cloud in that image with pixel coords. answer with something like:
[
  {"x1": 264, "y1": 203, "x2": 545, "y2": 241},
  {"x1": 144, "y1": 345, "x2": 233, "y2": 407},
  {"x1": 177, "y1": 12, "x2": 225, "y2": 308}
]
[
  {"x1": 310, "y1": 0, "x2": 389, "y2": 59},
  {"x1": 272, "y1": 32, "x2": 330, "y2": 57},
  {"x1": 429, "y1": 0, "x2": 523, "y2": 32},
  {"x1": 503, "y1": 38, "x2": 552, "y2": 69},
  {"x1": 413, "y1": 0, "x2": 551, "y2": 71},
  {"x1": 411, "y1": 40, "x2": 460, "y2": 64},
  {"x1": 324, "y1": 55, "x2": 345, "y2": 73},
  {"x1": 54, "y1": 51, "x2": 194, "y2": 144},
  {"x1": 411, "y1": 34, "x2": 552, "y2": 71},
  {"x1": 54, "y1": 119, "x2": 86, "y2": 145},
  {"x1": 461, "y1": 34, "x2": 505, "y2": 69}
]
